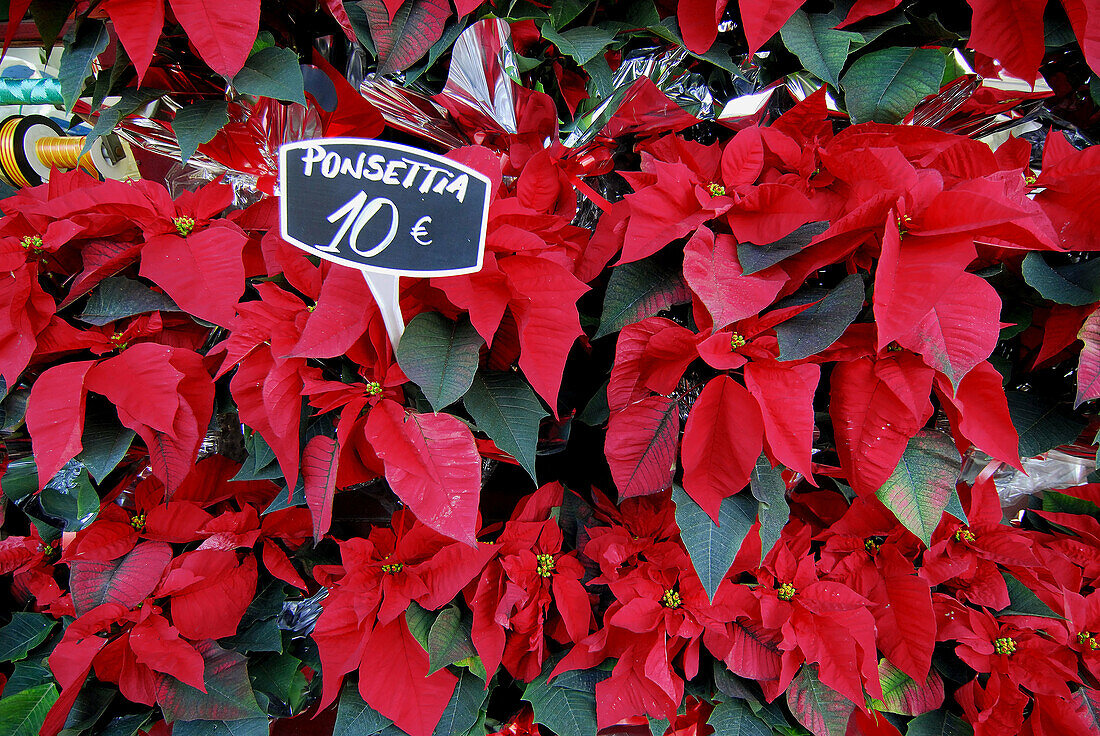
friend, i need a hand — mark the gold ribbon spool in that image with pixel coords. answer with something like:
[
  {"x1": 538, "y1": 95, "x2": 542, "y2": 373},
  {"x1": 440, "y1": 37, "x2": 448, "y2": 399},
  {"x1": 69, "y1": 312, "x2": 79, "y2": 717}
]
[
  {"x1": 0, "y1": 114, "x2": 137, "y2": 188},
  {"x1": 33, "y1": 135, "x2": 96, "y2": 174}
]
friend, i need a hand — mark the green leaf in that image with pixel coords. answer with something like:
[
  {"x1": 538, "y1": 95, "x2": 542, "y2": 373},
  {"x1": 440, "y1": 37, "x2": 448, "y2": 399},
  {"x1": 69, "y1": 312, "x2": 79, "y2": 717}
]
[
  {"x1": 78, "y1": 276, "x2": 179, "y2": 326},
  {"x1": 707, "y1": 699, "x2": 772, "y2": 736},
  {"x1": 595, "y1": 257, "x2": 691, "y2": 339},
  {"x1": 647, "y1": 718, "x2": 669, "y2": 736},
  {"x1": 737, "y1": 221, "x2": 830, "y2": 276},
  {"x1": 173, "y1": 101, "x2": 231, "y2": 164},
  {"x1": 1042, "y1": 490, "x2": 1100, "y2": 516},
  {"x1": 522, "y1": 656, "x2": 608, "y2": 736},
  {"x1": 335, "y1": 682, "x2": 391, "y2": 736},
  {"x1": 0, "y1": 386, "x2": 29, "y2": 433},
  {"x1": 29, "y1": 0, "x2": 73, "y2": 49},
  {"x1": 342, "y1": 1, "x2": 374, "y2": 52},
  {"x1": 776, "y1": 274, "x2": 864, "y2": 361},
  {"x1": 463, "y1": 371, "x2": 547, "y2": 484},
  {"x1": 59, "y1": 19, "x2": 110, "y2": 110},
  {"x1": 944, "y1": 490, "x2": 968, "y2": 527},
  {"x1": 750, "y1": 456, "x2": 789, "y2": 561},
  {"x1": 83, "y1": 89, "x2": 164, "y2": 155},
  {"x1": 235, "y1": 432, "x2": 283, "y2": 482},
  {"x1": 430, "y1": 671, "x2": 487, "y2": 736},
  {"x1": 672, "y1": 485, "x2": 756, "y2": 600},
  {"x1": 5, "y1": 658, "x2": 53, "y2": 698},
  {"x1": 172, "y1": 719, "x2": 270, "y2": 736},
  {"x1": 39, "y1": 459, "x2": 99, "y2": 532},
  {"x1": 539, "y1": 23, "x2": 616, "y2": 64},
  {"x1": 1006, "y1": 391, "x2": 1086, "y2": 459},
  {"x1": 584, "y1": 54, "x2": 614, "y2": 98},
  {"x1": 0, "y1": 614, "x2": 56, "y2": 663},
  {"x1": 0, "y1": 683, "x2": 58, "y2": 736},
  {"x1": 875, "y1": 660, "x2": 943, "y2": 716},
  {"x1": 786, "y1": 664, "x2": 854, "y2": 736},
  {"x1": 249, "y1": 653, "x2": 307, "y2": 712},
  {"x1": 97, "y1": 713, "x2": 153, "y2": 736},
  {"x1": 397, "y1": 313, "x2": 484, "y2": 412},
  {"x1": 59, "y1": 684, "x2": 114, "y2": 736},
  {"x1": 251, "y1": 31, "x2": 276, "y2": 54},
  {"x1": 261, "y1": 480, "x2": 304, "y2": 514},
  {"x1": 780, "y1": 10, "x2": 860, "y2": 87},
  {"x1": 1, "y1": 456, "x2": 39, "y2": 505},
  {"x1": 548, "y1": 0, "x2": 589, "y2": 27},
  {"x1": 91, "y1": 37, "x2": 131, "y2": 110},
  {"x1": 875, "y1": 431, "x2": 962, "y2": 546},
  {"x1": 713, "y1": 661, "x2": 757, "y2": 701},
  {"x1": 405, "y1": 603, "x2": 436, "y2": 649},
  {"x1": 577, "y1": 379, "x2": 609, "y2": 427},
  {"x1": 843, "y1": 4, "x2": 909, "y2": 46},
  {"x1": 426, "y1": 605, "x2": 478, "y2": 675},
  {"x1": 231, "y1": 46, "x2": 307, "y2": 105},
  {"x1": 1021, "y1": 252, "x2": 1100, "y2": 306},
  {"x1": 841, "y1": 47, "x2": 946, "y2": 123},
  {"x1": 156, "y1": 641, "x2": 264, "y2": 722},
  {"x1": 996, "y1": 571, "x2": 1061, "y2": 619},
  {"x1": 77, "y1": 406, "x2": 135, "y2": 483},
  {"x1": 905, "y1": 709, "x2": 973, "y2": 736},
  {"x1": 221, "y1": 616, "x2": 282, "y2": 654}
]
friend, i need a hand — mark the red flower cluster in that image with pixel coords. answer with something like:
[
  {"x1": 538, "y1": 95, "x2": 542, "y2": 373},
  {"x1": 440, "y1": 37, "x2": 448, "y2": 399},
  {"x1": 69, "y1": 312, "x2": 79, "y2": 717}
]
[{"x1": 27, "y1": 459, "x2": 310, "y2": 735}]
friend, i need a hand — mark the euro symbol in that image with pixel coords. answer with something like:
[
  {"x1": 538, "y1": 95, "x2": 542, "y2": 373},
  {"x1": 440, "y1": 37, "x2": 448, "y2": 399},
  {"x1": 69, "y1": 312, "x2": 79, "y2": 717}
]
[{"x1": 410, "y1": 216, "x2": 433, "y2": 246}]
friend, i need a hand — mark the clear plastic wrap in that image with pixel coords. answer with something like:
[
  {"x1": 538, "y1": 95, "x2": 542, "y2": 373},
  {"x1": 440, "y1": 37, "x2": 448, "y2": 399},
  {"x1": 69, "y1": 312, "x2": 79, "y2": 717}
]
[
  {"x1": 962, "y1": 447, "x2": 1097, "y2": 511},
  {"x1": 277, "y1": 588, "x2": 329, "y2": 637},
  {"x1": 117, "y1": 96, "x2": 323, "y2": 196}
]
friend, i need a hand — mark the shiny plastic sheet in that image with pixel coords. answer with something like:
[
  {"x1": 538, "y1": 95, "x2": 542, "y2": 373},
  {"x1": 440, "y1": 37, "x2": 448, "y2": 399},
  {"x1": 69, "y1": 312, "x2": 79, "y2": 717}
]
[
  {"x1": 362, "y1": 18, "x2": 712, "y2": 159},
  {"x1": 117, "y1": 16, "x2": 1086, "y2": 204},
  {"x1": 117, "y1": 97, "x2": 323, "y2": 196},
  {"x1": 278, "y1": 588, "x2": 329, "y2": 637},
  {"x1": 565, "y1": 46, "x2": 713, "y2": 147},
  {"x1": 357, "y1": 18, "x2": 523, "y2": 150},
  {"x1": 963, "y1": 447, "x2": 1097, "y2": 513}
]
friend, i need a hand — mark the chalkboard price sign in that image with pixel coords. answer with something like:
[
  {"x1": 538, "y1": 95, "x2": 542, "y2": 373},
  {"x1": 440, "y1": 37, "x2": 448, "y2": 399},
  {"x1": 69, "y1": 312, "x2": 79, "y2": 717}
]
[
  {"x1": 278, "y1": 138, "x2": 491, "y2": 277},
  {"x1": 278, "y1": 138, "x2": 492, "y2": 347}
]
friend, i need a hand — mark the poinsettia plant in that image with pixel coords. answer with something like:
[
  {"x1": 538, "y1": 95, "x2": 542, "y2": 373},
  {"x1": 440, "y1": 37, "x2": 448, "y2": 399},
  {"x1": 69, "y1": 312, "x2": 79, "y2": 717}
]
[{"x1": 3, "y1": 1, "x2": 1100, "y2": 735}]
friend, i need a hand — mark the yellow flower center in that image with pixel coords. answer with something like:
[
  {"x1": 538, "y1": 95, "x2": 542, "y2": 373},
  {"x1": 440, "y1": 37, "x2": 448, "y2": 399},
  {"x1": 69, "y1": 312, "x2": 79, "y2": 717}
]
[
  {"x1": 707, "y1": 182, "x2": 725, "y2": 197},
  {"x1": 777, "y1": 583, "x2": 796, "y2": 601},
  {"x1": 536, "y1": 553, "x2": 555, "y2": 577},
  {"x1": 864, "y1": 537, "x2": 881, "y2": 554},
  {"x1": 954, "y1": 528, "x2": 976, "y2": 543},
  {"x1": 660, "y1": 589, "x2": 682, "y2": 609},
  {"x1": 730, "y1": 332, "x2": 746, "y2": 350},
  {"x1": 130, "y1": 513, "x2": 146, "y2": 531},
  {"x1": 381, "y1": 562, "x2": 403, "y2": 574},
  {"x1": 174, "y1": 216, "x2": 195, "y2": 237},
  {"x1": 365, "y1": 381, "x2": 382, "y2": 396},
  {"x1": 19, "y1": 235, "x2": 43, "y2": 253},
  {"x1": 993, "y1": 636, "x2": 1017, "y2": 656}
]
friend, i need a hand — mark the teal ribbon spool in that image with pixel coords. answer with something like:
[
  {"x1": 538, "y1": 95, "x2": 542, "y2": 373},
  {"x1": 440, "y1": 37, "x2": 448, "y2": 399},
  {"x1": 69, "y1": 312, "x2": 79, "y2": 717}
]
[{"x1": 0, "y1": 78, "x2": 63, "y2": 106}]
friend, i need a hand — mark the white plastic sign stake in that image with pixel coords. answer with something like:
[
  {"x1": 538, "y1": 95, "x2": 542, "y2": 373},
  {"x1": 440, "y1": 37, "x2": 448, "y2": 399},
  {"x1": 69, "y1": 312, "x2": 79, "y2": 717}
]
[{"x1": 278, "y1": 138, "x2": 491, "y2": 349}]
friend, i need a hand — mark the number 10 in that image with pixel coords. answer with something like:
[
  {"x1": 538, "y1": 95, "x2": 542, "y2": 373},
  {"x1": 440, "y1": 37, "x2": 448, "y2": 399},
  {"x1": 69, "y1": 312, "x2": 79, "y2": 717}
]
[{"x1": 319, "y1": 192, "x2": 399, "y2": 258}]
